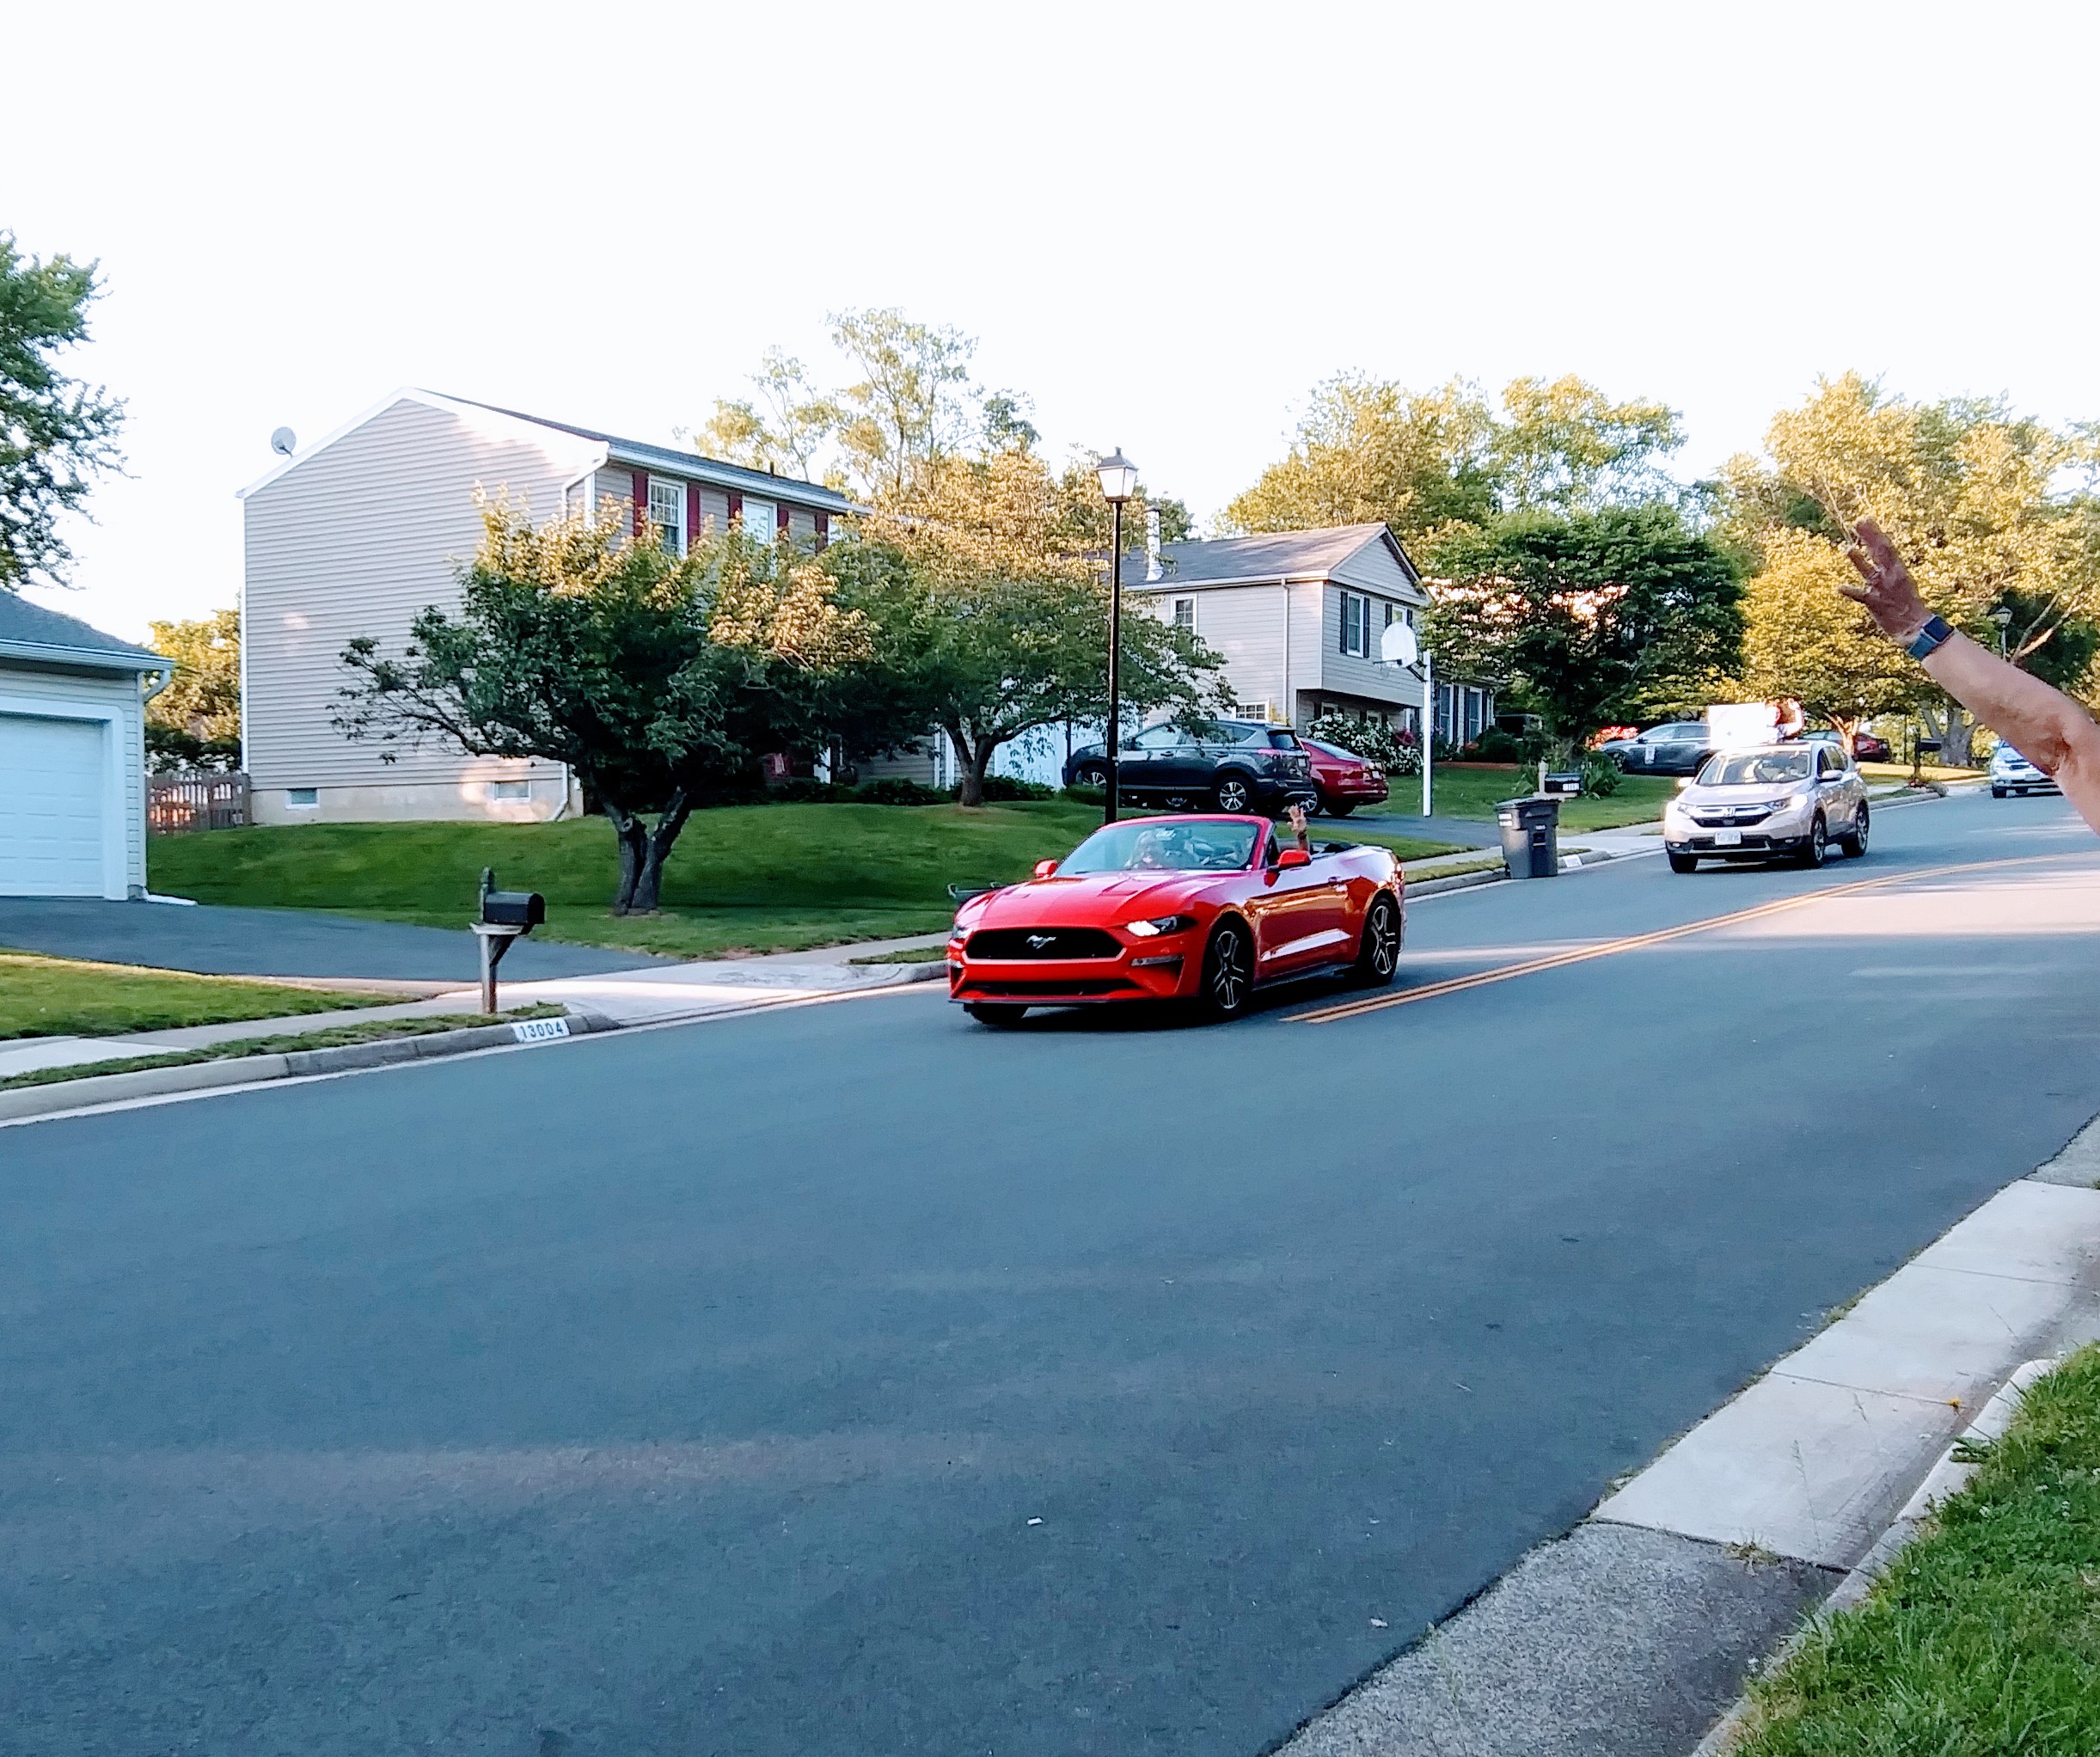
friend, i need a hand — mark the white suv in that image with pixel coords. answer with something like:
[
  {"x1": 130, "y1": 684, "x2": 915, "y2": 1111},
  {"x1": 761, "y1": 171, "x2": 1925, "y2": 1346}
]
[
  {"x1": 1663, "y1": 742, "x2": 1870, "y2": 872},
  {"x1": 1989, "y1": 744, "x2": 2056, "y2": 798}
]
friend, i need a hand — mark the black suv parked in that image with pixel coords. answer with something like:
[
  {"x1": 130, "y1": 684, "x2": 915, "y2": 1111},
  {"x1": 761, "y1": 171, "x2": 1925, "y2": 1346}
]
[{"x1": 1063, "y1": 719, "x2": 1318, "y2": 815}]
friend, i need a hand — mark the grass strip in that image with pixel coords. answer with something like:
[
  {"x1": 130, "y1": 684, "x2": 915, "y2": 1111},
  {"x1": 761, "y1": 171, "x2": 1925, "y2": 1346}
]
[
  {"x1": 0, "y1": 1007, "x2": 566, "y2": 1092},
  {"x1": 1734, "y1": 1343, "x2": 2100, "y2": 1755},
  {"x1": 1, "y1": 949, "x2": 390, "y2": 1041}
]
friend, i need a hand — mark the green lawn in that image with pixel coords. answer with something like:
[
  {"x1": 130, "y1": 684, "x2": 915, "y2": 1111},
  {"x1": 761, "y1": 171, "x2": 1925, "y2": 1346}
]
[
  {"x1": 149, "y1": 800, "x2": 1112, "y2": 960},
  {"x1": 1736, "y1": 1344, "x2": 2100, "y2": 1754},
  {"x1": 1423, "y1": 764, "x2": 1680, "y2": 830},
  {"x1": 0, "y1": 1007, "x2": 560, "y2": 1090},
  {"x1": 0, "y1": 950, "x2": 388, "y2": 1041}
]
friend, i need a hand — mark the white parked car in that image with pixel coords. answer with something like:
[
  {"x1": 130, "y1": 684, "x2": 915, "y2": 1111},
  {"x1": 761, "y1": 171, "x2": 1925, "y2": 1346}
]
[
  {"x1": 1663, "y1": 742, "x2": 1870, "y2": 872},
  {"x1": 1989, "y1": 744, "x2": 2057, "y2": 798}
]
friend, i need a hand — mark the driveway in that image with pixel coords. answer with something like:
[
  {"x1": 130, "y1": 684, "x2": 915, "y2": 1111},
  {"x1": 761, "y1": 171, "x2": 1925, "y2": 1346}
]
[
  {"x1": 1326, "y1": 808, "x2": 1502, "y2": 848},
  {"x1": 0, "y1": 897, "x2": 670, "y2": 982}
]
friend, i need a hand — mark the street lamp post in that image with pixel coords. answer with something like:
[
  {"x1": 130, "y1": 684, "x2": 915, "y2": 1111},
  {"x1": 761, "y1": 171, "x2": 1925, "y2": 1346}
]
[
  {"x1": 1992, "y1": 604, "x2": 2014, "y2": 657},
  {"x1": 1095, "y1": 448, "x2": 1139, "y2": 825}
]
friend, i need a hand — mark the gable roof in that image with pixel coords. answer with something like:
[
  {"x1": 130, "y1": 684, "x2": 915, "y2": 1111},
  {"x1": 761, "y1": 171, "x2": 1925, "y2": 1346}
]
[
  {"x1": 0, "y1": 593, "x2": 166, "y2": 674},
  {"x1": 1123, "y1": 523, "x2": 1422, "y2": 591},
  {"x1": 238, "y1": 388, "x2": 858, "y2": 515}
]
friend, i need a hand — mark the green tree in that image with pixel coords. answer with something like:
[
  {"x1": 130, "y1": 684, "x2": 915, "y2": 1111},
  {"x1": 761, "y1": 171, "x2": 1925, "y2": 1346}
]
[
  {"x1": 145, "y1": 608, "x2": 242, "y2": 772},
  {"x1": 335, "y1": 499, "x2": 866, "y2": 913},
  {"x1": 1222, "y1": 373, "x2": 1684, "y2": 545},
  {"x1": 1723, "y1": 374, "x2": 2100, "y2": 762},
  {"x1": 1222, "y1": 375, "x2": 1498, "y2": 544},
  {"x1": 1425, "y1": 505, "x2": 1742, "y2": 746},
  {"x1": 0, "y1": 233, "x2": 124, "y2": 590},
  {"x1": 845, "y1": 449, "x2": 1226, "y2": 805},
  {"x1": 828, "y1": 306, "x2": 980, "y2": 505},
  {"x1": 691, "y1": 347, "x2": 841, "y2": 483}
]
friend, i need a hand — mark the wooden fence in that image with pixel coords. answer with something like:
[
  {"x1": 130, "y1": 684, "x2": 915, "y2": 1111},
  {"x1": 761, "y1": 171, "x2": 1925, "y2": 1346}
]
[{"x1": 148, "y1": 771, "x2": 252, "y2": 835}]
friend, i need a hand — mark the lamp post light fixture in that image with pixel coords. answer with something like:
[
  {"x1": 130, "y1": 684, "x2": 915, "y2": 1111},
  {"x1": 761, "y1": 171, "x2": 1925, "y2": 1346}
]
[
  {"x1": 1992, "y1": 603, "x2": 2014, "y2": 657},
  {"x1": 1095, "y1": 447, "x2": 1139, "y2": 824}
]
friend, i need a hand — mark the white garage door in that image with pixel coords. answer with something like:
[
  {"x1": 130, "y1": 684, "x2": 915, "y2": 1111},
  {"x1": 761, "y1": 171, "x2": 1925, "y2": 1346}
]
[{"x1": 0, "y1": 713, "x2": 110, "y2": 897}]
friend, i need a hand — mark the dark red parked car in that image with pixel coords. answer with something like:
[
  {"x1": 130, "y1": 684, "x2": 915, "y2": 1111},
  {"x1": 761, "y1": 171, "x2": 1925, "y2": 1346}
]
[{"x1": 1302, "y1": 738, "x2": 1389, "y2": 817}]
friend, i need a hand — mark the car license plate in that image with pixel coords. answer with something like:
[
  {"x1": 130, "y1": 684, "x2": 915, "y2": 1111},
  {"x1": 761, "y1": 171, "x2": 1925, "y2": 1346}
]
[{"x1": 1713, "y1": 830, "x2": 1742, "y2": 847}]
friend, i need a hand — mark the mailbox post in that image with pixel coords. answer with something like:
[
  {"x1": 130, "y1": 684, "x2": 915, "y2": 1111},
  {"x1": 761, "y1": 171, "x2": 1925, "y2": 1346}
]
[{"x1": 474, "y1": 866, "x2": 546, "y2": 1013}]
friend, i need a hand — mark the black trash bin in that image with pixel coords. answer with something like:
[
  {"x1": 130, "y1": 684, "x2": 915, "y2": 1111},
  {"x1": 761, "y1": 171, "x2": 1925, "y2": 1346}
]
[{"x1": 1496, "y1": 796, "x2": 1561, "y2": 878}]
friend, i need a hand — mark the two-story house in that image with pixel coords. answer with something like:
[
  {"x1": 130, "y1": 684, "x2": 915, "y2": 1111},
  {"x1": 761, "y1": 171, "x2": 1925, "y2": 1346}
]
[
  {"x1": 237, "y1": 389, "x2": 855, "y2": 824},
  {"x1": 1126, "y1": 523, "x2": 1497, "y2": 744}
]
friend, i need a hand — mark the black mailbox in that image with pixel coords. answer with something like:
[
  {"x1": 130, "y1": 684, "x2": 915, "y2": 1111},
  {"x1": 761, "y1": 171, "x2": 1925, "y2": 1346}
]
[
  {"x1": 1542, "y1": 771, "x2": 1583, "y2": 796},
  {"x1": 479, "y1": 868, "x2": 545, "y2": 930}
]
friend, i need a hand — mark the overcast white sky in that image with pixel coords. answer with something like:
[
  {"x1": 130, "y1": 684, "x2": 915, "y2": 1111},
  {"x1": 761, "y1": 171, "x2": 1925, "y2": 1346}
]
[{"x1": 8, "y1": 0, "x2": 2096, "y2": 641}]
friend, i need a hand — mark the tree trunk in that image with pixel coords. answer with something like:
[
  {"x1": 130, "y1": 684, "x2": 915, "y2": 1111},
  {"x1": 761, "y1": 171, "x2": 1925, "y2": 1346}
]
[
  {"x1": 1826, "y1": 713, "x2": 1862, "y2": 758},
  {"x1": 946, "y1": 723, "x2": 987, "y2": 807},
  {"x1": 604, "y1": 805, "x2": 650, "y2": 915},
  {"x1": 1919, "y1": 700, "x2": 1978, "y2": 768},
  {"x1": 628, "y1": 787, "x2": 692, "y2": 915}
]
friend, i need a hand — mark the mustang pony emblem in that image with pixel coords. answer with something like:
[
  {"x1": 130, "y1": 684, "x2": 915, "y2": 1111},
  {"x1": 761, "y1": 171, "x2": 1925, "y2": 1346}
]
[{"x1": 1026, "y1": 934, "x2": 1057, "y2": 951}]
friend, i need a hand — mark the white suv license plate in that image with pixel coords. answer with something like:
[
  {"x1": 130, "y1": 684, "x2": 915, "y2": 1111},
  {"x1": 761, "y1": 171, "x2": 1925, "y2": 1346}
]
[{"x1": 1712, "y1": 830, "x2": 1742, "y2": 847}]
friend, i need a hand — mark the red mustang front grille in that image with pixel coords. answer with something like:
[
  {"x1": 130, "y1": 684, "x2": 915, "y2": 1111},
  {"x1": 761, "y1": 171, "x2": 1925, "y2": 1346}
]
[
  {"x1": 964, "y1": 927, "x2": 1123, "y2": 960},
  {"x1": 963, "y1": 978, "x2": 1138, "y2": 996}
]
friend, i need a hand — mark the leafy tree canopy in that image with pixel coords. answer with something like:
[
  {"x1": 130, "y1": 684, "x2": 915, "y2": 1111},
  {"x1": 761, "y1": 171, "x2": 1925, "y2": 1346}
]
[
  {"x1": 146, "y1": 608, "x2": 242, "y2": 773},
  {"x1": 1222, "y1": 373, "x2": 1684, "y2": 545},
  {"x1": 336, "y1": 499, "x2": 866, "y2": 912},
  {"x1": 836, "y1": 448, "x2": 1226, "y2": 804},
  {"x1": 1723, "y1": 373, "x2": 2100, "y2": 759},
  {"x1": 1424, "y1": 504, "x2": 1742, "y2": 744},
  {"x1": 0, "y1": 232, "x2": 124, "y2": 591}
]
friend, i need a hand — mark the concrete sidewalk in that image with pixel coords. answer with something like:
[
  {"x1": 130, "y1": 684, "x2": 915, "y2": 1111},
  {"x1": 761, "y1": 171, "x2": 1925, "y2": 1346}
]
[{"x1": 1281, "y1": 1113, "x2": 2100, "y2": 1757}]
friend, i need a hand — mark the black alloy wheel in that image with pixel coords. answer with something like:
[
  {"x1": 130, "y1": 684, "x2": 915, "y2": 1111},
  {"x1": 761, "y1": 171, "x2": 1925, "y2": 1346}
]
[
  {"x1": 1992, "y1": 786, "x2": 2007, "y2": 799},
  {"x1": 1668, "y1": 851, "x2": 1699, "y2": 873},
  {"x1": 1199, "y1": 920, "x2": 1252, "y2": 1020},
  {"x1": 965, "y1": 1003, "x2": 1029, "y2": 1028},
  {"x1": 1351, "y1": 895, "x2": 1401, "y2": 987},
  {"x1": 1073, "y1": 764, "x2": 1107, "y2": 789},
  {"x1": 1325, "y1": 798, "x2": 1356, "y2": 817},
  {"x1": 1212, "y1": 774, "x2": 1253, "y2": 814},
  {"x1": 1800, "y1": 813, "x2": 1828, "y2": 868},
  {"x1": 1840, "y1": 801, "x2": 1870, "y2": 859}
]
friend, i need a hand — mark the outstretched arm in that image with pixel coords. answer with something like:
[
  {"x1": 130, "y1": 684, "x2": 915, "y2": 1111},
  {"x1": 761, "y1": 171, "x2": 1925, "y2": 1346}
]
[{"x1": 1843, "y1": 518, "x2": 2100, "y2": 835}]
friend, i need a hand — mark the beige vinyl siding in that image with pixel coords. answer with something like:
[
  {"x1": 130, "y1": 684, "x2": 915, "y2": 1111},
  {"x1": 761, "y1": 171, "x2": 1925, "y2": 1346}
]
[
  {"x1": 242, "y1": 396, "x2": 597, "y2": 790},
  {"x1": 786, "y1": 505, "x2": 817, "y2": 548},
  {"x1": 590, "y1": 467, "x2": 639, "y2": 527},
  {"x1": 0, "y1": 661, "x2": 148, "y2": 896},
  {"x1": 1328, "y1": 538, "x2": 1420, "y2": 599},
  {"x1": 1317, "y1": 585, "x2": 1422, "y2": 707},
  {"x1": 695, "y1": 485, "x2": 732, "y2": 540}
]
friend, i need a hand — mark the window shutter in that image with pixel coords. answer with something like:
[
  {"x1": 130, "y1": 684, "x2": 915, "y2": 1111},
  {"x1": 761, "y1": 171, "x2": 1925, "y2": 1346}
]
[{"x1": 630, "y1": 469, "x2": 647, "y2": 536}]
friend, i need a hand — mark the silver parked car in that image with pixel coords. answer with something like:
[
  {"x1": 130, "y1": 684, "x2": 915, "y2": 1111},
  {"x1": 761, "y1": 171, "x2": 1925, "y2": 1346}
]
[
  {"x1": 1662, "y1": 742, "x2": 1870, "y2": 872},
  {"x1": 1989, "y1": 744, "x2": 2057, "y2": 798}
]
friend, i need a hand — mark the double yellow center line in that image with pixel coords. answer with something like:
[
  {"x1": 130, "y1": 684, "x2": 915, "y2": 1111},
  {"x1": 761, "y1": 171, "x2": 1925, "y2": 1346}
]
[{"x1": 1290, "y1": 854, "x2": 2073, "y2": 1025}]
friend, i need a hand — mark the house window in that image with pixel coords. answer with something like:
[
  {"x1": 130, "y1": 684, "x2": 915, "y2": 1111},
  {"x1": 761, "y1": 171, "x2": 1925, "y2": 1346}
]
[
  {"x1": 1172, "y1": 597, "x2": 1194, "y2": 632},
  {"x1": 1436, "y1": 683, "x2": 1455, "y2": 742},
  {"x1": 285, "y1": 787, "x2": 318, "y2": 809},
  {"x1": 741, "y1": 496, "x2": 774, "y2": 542},
  {"x1": 490, "y1": 779, "x2": 530, "y2": 801},
  {"x1": 1339, "y1": 591, "x2": 1369, "y2": 658},
  {"x1": 648, "y1": 477, "x2": 685, "y2": 554}
]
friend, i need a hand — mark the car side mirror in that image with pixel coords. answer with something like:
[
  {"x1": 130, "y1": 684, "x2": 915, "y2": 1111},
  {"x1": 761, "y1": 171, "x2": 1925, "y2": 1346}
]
[
  {"x1": 1277, "y1": 847, "x2": 1312, "y2": 869},
  {"x1": 1032, "y1": 858, "x2": 1058, "y2": 879}
]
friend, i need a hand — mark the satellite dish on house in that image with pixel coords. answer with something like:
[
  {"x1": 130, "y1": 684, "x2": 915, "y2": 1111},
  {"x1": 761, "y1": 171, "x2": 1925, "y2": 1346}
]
[
  {"x1": 1380, "y1": 620, "x2": 1420, "y2": 668},
  {"x1": 270, "y1": 427, "x2": 297, "y2": 457}
]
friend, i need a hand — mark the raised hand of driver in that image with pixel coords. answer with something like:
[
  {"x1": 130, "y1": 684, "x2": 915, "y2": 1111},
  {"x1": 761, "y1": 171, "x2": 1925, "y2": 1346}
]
[{"x1": 1841, "y1": 517, "x2": 1933, "y2": 644}]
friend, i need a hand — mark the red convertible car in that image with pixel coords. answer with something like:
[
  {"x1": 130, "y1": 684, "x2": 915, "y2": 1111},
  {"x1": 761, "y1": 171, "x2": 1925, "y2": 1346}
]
[{"x1": 947, "y1": 814, "x2": 1405, "y2": 1025}]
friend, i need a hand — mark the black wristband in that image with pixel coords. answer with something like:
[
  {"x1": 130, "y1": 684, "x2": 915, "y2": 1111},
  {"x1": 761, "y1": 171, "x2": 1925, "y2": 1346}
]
[{"x1": 1906, "y1": 615, "x2": 1954, "y2": 661}]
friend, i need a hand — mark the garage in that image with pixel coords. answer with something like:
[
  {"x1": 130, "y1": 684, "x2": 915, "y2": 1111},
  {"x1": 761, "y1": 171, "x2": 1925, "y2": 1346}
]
[{"x1": 0, "y1": 596, "x2": 169, "y2": 900}]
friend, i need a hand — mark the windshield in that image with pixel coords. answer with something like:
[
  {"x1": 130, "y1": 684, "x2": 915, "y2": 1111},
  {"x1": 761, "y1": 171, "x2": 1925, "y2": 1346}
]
[
  {"x1": 1700, "y1": 750, "x2": 1811, "y2": 786},
  {"x1": 1057, "y1": 819, "x2": 1261, "y2": 874}
]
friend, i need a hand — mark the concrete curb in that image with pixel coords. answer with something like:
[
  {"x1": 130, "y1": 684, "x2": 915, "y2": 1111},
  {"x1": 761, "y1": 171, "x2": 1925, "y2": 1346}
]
[
  {"x1": 1283, "y1": 1114, "x2": 2100, "y2": 1757},
  {"x1": 0, "y1": 1009, "x2": 621, "y2": 1125},
  {"x1": 1688, "y1": 1356, "x2": 2059, "y2": 1757}
]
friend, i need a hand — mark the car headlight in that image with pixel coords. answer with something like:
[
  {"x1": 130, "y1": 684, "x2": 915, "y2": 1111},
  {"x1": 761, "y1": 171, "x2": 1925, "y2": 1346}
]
[{"x1": 1124, "y1": 914, "x2": 1197, "y2": 938}]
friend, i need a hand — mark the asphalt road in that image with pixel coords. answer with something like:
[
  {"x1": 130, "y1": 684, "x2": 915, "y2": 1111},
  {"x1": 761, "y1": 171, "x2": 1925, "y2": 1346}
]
[
  {"x1": 6, "y1": 792, "x2": 2098, "y2": 1755},
  {"x1": 0, "y1": 897, "x2": 670, "y2": 981}
]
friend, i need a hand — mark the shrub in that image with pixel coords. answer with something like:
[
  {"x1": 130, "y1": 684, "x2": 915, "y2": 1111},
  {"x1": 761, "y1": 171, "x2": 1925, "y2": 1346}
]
[
  {"x1": 967, "y1": 774, "x2": 1055, "y2": 802},
  {"x1": 1468, "y1": 727, "x2": 1527, "y2": 764},
  {"x1": 1306, "y1": 711, "x2": 1422, "y2": 776},
  {"x1": 1579, "y1": 750, "x2": 1621, "y2": 797}
]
